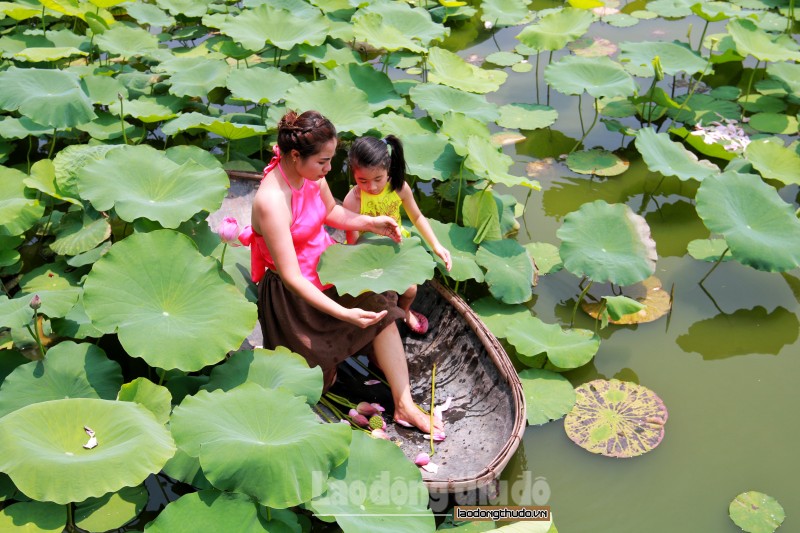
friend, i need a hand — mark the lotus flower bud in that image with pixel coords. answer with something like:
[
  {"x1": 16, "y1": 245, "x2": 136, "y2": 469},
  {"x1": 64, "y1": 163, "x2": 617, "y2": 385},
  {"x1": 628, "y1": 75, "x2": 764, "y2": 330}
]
[
  {"x1": 356, "y1": 401, "x2": 379, "y2": 416},
  {"x1": 414, "y1": 452, "x2": 430, "y2": 466},
  {"x1": 652, "y1": 55, "x2": 664, "y2": 82},
  {"x1": 348, "y1": 408, "x2": 370, "y2": 428},
  {"x1": 217, "y1": 217, "x2": 240, "y2": 244},
  {"x1": 29, "y1": 294, "x2": 41, "y2": 310}
]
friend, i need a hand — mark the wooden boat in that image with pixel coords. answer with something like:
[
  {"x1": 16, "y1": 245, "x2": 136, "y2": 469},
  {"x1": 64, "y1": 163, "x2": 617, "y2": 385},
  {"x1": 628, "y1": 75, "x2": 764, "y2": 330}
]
[{"x1": 216, "y1": 171, "x2": 526, "y2": 494}]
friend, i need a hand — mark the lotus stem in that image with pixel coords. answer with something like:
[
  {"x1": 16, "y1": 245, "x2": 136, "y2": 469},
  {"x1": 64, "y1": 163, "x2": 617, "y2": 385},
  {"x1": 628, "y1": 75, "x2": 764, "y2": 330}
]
[
  {"x1": 674, "y1": 39, "x2": 716, "y2": 123},
  {"x1": 25, "y1": 316, "x2": 46, "y2": 359},
  {"x1": 41, "y1": 5, "x2": 46, "y2": 35},
  {"x1": 27, "y1": 136, "x2": 33, "y2": 173},
  {"x1": 570, "y1": 98, "x2": 599, "y2": 153},
  {"x1": 349, "y1": 357, "x2": 389, "y2": 387},
  {"x1": 313, "y1": 404, "x2": 335, "y2": 423},
  {"x1": 665, "y1": 282, "x2": 676, "y2": 333},
  {"x1": 743, "y1": 60, "x2": 760, "y2": 117},
  {"x1": 118, "y1": 95, "x2": 128, "y2": 144},
  {"x1": 594, "y1": 300, "x2": 607, "y2": 334},
  {"x1": 696, "y1": 20, "x2": 709, "y2": 53},
  {"x1": 220, "y1": 243, "x2": 228, "y2": 268},
  {"x1": 535, "y1": 51, "x2": 541, "y2": 104},
  {"x1": 324, "y1": 391, "x2": 356, "y2": 409},
  {"x1": 48, "y1": 128, "x2": 57, "y2": 159},
  {"x1": 699, "y1": 246, "x2": 730, "y2": 285},
  {"x1": 430, "y1": 363, "x2": 436, "y2": 456},
  {"x1": 577, "y1": 94, "x2": 586, "y2": 135},
  {"x1": 157, "y1": 369, "x2": 165, "y2": 386},
  {"x1": 570, "y1": 280, "x2": 593, "y2": 328},
  {"x1": 546, "y1": 51, "x2": 553, "y2": 106},
  {"x1": 490, "y1": 20, "x2": 500, "y2": 52}
]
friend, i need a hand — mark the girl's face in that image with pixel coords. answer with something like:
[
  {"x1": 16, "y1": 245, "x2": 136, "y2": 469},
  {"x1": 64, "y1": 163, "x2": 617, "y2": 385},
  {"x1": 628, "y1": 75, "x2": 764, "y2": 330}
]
[
  {"x1": 353, "y1": 165, "x2": 390, "y2": 195},
  {"x1": 294, "y1": 138, "x2": 337, "y2": 181}
]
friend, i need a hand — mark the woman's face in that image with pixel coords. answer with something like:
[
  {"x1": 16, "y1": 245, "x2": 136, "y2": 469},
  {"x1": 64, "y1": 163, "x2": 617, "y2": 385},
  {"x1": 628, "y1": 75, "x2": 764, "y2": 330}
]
[{"x1": 294, "y1": 138, "x2": 337, "y2": 181}]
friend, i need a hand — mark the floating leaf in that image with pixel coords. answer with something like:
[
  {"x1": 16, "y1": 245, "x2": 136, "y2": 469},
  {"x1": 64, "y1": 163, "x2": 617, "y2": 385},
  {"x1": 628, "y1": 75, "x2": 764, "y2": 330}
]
[
  {"x1": 748, "y1": 112, "x2": 799, "y2": 135},
  {"x1": 144, "y1": 490, "x2": 277, "y2": 533},
  {"x1": 515, "y1": 7, "x2": 594, "y2": 51},
  {"x1": 318, "y1": 236, "x2": 436, "y2": 296},
  {"x1": 357, "y1": 1, "x2": 447, "y2": 48},
  {"x1": 544, "y1": 55, "x2": 636, "y2": 99},
  {"x1": 519, "y1": 368, "x2": 577, "y2": 425},
  {"x1": 744, "y1": 137, "x2": 800, "y2": 185},
  {"x1": 565, "y1": 149, "x2": 629, "y2": 176},
  {"x1": 481, "y1": 0, "x2": 533, "y2": 26},
  {"x1": 470, "y1": 296, "x2": 531, "y2": 339},
  {"x1": 157, "y1": 56, "x2": 230, "y2": 99},
  {"x1": 226, "y1": 65, "x2": 299, "y2": 105},
  {"x1": 695, "y1": 171, "x2": 800, "y2": 272},
  {"x1": 496, "y1": 103, "x2": 558, "y2": 130},
  {"x1": 95, "y1": 24, "x2": 161, "y2": 58},
  {"x1": 766, "y1": 61, "x2": 800, "y2": 97},
  {"x1": 476, "y1": 239, "x2": 534, "y2": 304},
  {"x1": 427, "y1": 47, "x2": 507, "y2": 94},
  {"x1": 618, "y1": 41, "x2": 710, "y2": 77},
  {"x1": 0, "y1": 502, "x2": 66, "y2": 532},
  {"x1": 75, "y1": 485, "x2": 149, "y2": 532},
  {"x1": 0, "y1": 341, "x2": 122, "y2": 418},
  {"x1": 557, "y1": 200, "x2": 657, "y2": 286},
  {"x1": 687, "y1": 238, "x2": 732, "y2": 262},
  {"x1": 82, "y1": 230, "x2": 257, "y2": 372},
  {"x1": 117, "y1": 378, "x2": 172, "y2": 425},
  {"x1": 506, "y1": 315, "x2": 599, "y2": 369},
  {"x1": 582, "y1": 277, "x2": 671, "y2": 325},
  {"x1": 170, "y1": 383, "x2": 351, "y2": 508},
  {"x1": 0, "y1": 398, "x2": 175, "y2": 504},
  {"x1": 728, "y1": 491, "x2": 785, "y2": 533},
  {"x1": 524, "y1": 242, "x2": 563, "y2": 275},
  {"x1": 409, "y1": 84, "x2": 499, "y2": 122},
  {"x1": 216, "y1": 4, "x2": 329, "y2": 51},
  {"x1": 635, "y1": 127, "x2": 720, "y2": 182},
  {"x1": 564, "y1": 379, "x2": 668, "y2": 458}
]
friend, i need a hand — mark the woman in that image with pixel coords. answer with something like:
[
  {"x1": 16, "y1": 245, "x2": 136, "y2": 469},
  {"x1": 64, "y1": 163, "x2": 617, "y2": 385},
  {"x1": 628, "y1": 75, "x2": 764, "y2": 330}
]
[{"x1": 247, "y1": 110, "x2": 442, "y2": 435}]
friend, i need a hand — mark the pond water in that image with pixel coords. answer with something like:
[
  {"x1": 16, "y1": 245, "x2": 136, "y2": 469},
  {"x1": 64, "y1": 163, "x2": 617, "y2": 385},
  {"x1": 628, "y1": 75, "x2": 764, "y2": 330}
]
[{"x1": 453, "y1": 7, "x2": 800, "y2": 532}]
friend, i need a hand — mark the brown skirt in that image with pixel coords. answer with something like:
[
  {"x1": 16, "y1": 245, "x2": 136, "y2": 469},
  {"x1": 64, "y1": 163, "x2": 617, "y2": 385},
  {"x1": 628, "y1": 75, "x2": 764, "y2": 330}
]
[{"x1": 257, "y1": 270, "x2": 404, "y2": 390}]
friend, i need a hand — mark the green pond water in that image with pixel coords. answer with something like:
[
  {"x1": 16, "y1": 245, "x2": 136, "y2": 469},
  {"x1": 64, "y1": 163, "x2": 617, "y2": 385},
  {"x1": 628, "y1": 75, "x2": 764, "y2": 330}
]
[{"x1": 459, "y1": 10, "x2": 800, "y2": 533}]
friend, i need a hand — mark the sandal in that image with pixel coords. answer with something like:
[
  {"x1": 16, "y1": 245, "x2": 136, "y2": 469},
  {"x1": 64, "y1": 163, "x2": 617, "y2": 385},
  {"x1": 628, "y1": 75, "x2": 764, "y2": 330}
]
[{"x1": 405, "y1": 310, "x2": 428, "y2": 335}]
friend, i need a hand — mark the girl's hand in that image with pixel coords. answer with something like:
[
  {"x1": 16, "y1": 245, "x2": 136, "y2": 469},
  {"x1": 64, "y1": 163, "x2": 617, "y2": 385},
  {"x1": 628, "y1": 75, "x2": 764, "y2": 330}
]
[
  {"x1": 370, "y1": 216, "x2": 402, "y2": 243},
  {"x1": 434, "y1": 244, "x2": 452, "y2": 271},
  {"x1": 344, "y1": 307, "x2": 388, "y2": 328}
]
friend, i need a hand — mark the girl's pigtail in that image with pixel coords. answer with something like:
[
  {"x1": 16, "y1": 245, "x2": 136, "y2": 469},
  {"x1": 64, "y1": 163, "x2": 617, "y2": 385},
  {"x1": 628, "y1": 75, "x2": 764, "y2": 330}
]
[{"x1": 384, "y1": 135, "x2": 406, "y2": 191}]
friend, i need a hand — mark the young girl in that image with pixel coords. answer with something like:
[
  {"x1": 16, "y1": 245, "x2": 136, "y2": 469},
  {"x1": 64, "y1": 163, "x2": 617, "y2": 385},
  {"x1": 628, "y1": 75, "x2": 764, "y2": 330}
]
[{"x1": 343, "y1": 135, "x2": 452, "y2": 335}]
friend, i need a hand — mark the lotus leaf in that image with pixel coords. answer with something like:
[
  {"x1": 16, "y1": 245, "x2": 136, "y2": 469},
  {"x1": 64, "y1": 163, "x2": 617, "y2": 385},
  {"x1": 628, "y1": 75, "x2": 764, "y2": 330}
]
[
  {"x1": 75, "y1": 111, "x2": 137, "y2": 141},
  {"x1": 109, "y1": 97, "x2": 179, "y2": 122},
  {"x1": 465, "y1": 136, "x2": 540, "y2": 189},
  {"x1": 0, "y1": 2, "x2": 43, "y2": 20},
  {"x1": 440, "y1": 113, "x2": 492, "y2": 156},
  {"x1": 667, "y1": 125, "x2": 736, "y2": 161},
  {"x1": 744, "y1": 138, "x2": 800, "y2": 185},
  {"x1": 747, "y1": 112, "x2": 799, "y2": 135},
  {"x1": 646, "y1": 0, "x2": 699, "y2": 17},
  {"x1": 0, "y1": 398, "x2": 175, "y2": 504},
  {"x1": 565, "y1": 149, "x2": 629, "y2": 176},
  {"x1": 76, "y1": 145, "x2": 228, "y2": 228},
  {"x1": 170, "y1": 383, "x2": 351, "y2": 508},
  {"x1": 506, "y1": 315, "x2": 599, "y2": 369},
  {"x1": 18, "y1": 262, "x2": 82, "y2": 318},
  {"x1": 226, "y1": 65, "x2": 299, "y2": 104},
  {"x1": 13, "y1": 46, "x2": 87, "y2": 62},
  {"x1": 738, "y1": 94, "x2": 787, "y2": 114},
  {"x1": 635, "y1": 127, "x2": 720, "y2": 181},
  {"x1": 318, "y1": 236, "x2": 435, "y2": 296},
  {"x1": 462, "y1": 189, "x2": 502, "y2": 243},
  {"x1": 470, "y1": 296, "x2": 530, "y2": 339},
  {"x1": 82, "y1": 230, "x2": 256, "y2": 371},
  {"x1": 216, "y1": 4, "x2": 328, "y2": 51},
  {"x1": 50, "y1": 294, "x2": 105, "y2": 339},
  {"x1": 0, "y1": 235, "x2": 22, "y2": 269},
  {"x1": 544, "y1": 55, "x2": 636, "y2": 99},
  {"x1": 618, "y1": 41, "x2": 710, "y2": 77},
  {"x1": 49, "y1": 211, "x2": 111, "y2": 257},
  {"x1": 38, "y1": 0, "x2": 114, "y2": 22},
  {"x1": 0, "y1": 165, "x2": 44, "y2": 237},
  {"x1": 53, "y1": 144, "x2": 121, "y2": 202},
  {"x1": 515, "y1": 7, "x2": 594, "y2": 51},
  {"x1": 283, "y1": 79, "x2": 375, "y2": 135},
  {"x1": 117, "y1": 377, "x2": 172, "y2": 425},
  {"x1": 687, "y1": 238, "x2": 732, "y2": 262},
  {"x1": 65, "y1": 241, "x2": 112, "y2": 269},
  {"x1": 557, "y1": 200, "x2": 657, "y2": 286},
  {"x1": 524, "y1": 242, "x2": 563, "y2": 275},
  {"x1": 323, "y1": 64, "x2": 407, "y2": 113},
  {"x1": 409, "y1": 84, "x2": 499, "y2": 122},
  {"x1": 123, "y1": 2, "x2": 175, "y2": 26},
  {"x1": 476, "y1": 239, "x2": 534, "y2": 304},
  {"x1": 0, "y1": 341, "x2": 122, "y2": 418},
  {"x1": 202, "y1": 348, "x2": 323, "y2": 405},
  {"x1": 496, "y1": 103, "x2": 558, "y2": 130},
  {"x1": 311, "y1": 431, "x2": 435, "y2": 532},
  {"x1": 157, "y1": 56, "x2": 230, "y2": 99},
  {"x1": 485, "y1": 51, "x2": 523, "y2": 67},
  {"x1": 582, "y1": 277, "x2": 671, "y2": 325},
  {"x1": 728, "y1": 18, "x2": 800, "y2": 62},
  {"x1": 377, "y1": 113, "x2": 436, "y2": 136},
  {"x1": 155, "y1": 0, "x2": 213, "y2": 17},
  {"x1": 95, "y1": 24, "x2": 161, "y2": 58},
  {"x1": 728, "y1": 491, "x2": 785, "y2": 533},
  {"x1": 352, "y1": 11, "x2": 426, "y2": 54},
  {"x1": 411, "y1": 219, "x2": 483, "y2": 282},
  {"x1": 427, "y1": 47, "x2": 507, "y2": 94},
  {"x1": 161, "y1": 447, "x2": 213, "y2": 490},
  {"x1": 0, "y1": 116, "x2": 53, "y2": 139},
  {"x1": 23, "y1": 159, "x2": 79, "y2": 205},
  {"x1": 143, "y1": 490, "x2": 281, "y2": 532},
  {"x1": 0, "y1": 67, "x2": 95, "y2": 129},
  {"x1": 359, "y1": 0, "x2": 447, "y2": 46},
  {"x1": 481, "y1": 0, "x2": 531, "y2": 26},
  {"x1": 668, "y1": 93, "x2": 742, "y2": 126},
  {"x1": 0, "y1": 501, "x2": 66, "y2": 532},
  {"x1": 0, "y1": 295, "x2": 35, "y2": 330},
  {"x1": 519, "y1": 368, "x2": 577, "y2": 425},
  {"x1": 766, "y1": 61, "x2": 800, "y2": 97},
  {"x1": 564, "y1": 379, "x2": 668, "y2": 458},
  {"x1": 695, "y1": 171, "x2": 800, "y2": 272},
  {"x1": 75, "y1": 484, "x2": 149, "y2": 532}
]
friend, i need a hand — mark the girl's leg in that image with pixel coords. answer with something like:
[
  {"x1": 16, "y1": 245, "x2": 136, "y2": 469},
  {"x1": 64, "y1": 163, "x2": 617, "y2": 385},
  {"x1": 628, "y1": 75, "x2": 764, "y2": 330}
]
[
  {"x1": 398, "y1": 285, "x2": 425, "y2": 332},
  {"x1": 371, "y1": 322, "x2": 443, "y2": 433}
]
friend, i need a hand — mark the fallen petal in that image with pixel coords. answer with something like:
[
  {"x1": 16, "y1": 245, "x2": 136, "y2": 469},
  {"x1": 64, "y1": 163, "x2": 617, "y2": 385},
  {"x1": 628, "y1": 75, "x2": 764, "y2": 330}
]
[
  {"x1": 364, "y1": 379, "x2": 381, "y2": 386},
  {"x1": 371, "y1": 429, "x2": 390, "y2": 440},
  {"x1": 370, "y1": 402, "x2": 385, "y2": 413},
  {"x1": 83, "y1": 426, "x2": 95, "y2": 437},
  {"x1": 83, "y1": 435, "x2": 98, "y2": 449},
  {"x1": 420, "y1": 461, "x2": 439, "y2": 474},
  {"x1": 414, "y1": 452, "x2": 430, "y2": 466}
]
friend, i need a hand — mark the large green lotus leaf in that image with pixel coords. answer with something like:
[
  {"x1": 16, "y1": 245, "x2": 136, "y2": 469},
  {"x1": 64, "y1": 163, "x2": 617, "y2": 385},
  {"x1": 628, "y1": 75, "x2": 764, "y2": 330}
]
[
  {"x1": 634, "y1": 127, "x2": 720, "y2": 182},
  {"x1": 155, "y1": 0, "x2": 213, "y2": 17},
  {"x1": 506, "y1": 315, "x2": 599, "y2": 369},
  {"x1": 38, "y1": 0, "x2": 115, "y2": 23},
  {"x1": 216, "y1": 4, "x2": 329, "y2": 51},
  {"x1": 525, "y1": 242, "x2": 563, "y2": 275},
  {"x1": 0, "y1": 398, "x2": 175, "y2": 504},
  {"x1": 117, "y1": 377, "x2": 172, "y2": 425},
  {"x1": 0, "y1": 166, "x2": 44, "y2": 237},
  {"x1": 161, "y1": 448, "x2": 213, "y2": 490},
  {"x1": 409, "y1": 81, "x2": 499, "y2": 123},
  {"x1": 695, "y1": 171, "x2": 800, "y2": 272},
  {"x1": 519, "y1": 368, "x2": 576, "y2": 425},
  {"x1": 323, "y1": 64, "x2": 407, "y2": 113},
  {"x1": 0, "y1": 116, "x2": 53, "y2": 139},
  {"x1": 49, "y1": 211, "x2": 111, "y2": 257},
  {"x1": 557, "y1": 200, "x2": 657, "y2": 286},
  {"x1": 668, "y1": 93, "x2": 743, "y2": 126},
  {"x1": 0, "y1": 235, "x2": 22, "y2": 268},
  {"x1": 469, "y1": 296, "x2": 530, "y2": 339},
  {"x1": 18, "y1": 262, "x2": 82, "y2": 318},
  {"x1": 0, "y1": 501, "x2": 66, "y2": 532},
  {"x1": 95, "y1": 24, "x2": 161, "y2": 58},
  {"x1": 400, "y1": 132, "x2": 461, "y2": 181},
  {"x1": 226, "y1": 65, "x2": 299, "y2": 104},
  {"x1": 318, "y1": 236, "x2": 436, "y2": 296},
  {"x1": 352, "y1": 11, "x2": 425, "y2": 53},
  {"x1": 687, "y1": 238, "x2": 732, "y2": 263},
  {"x1": 515, "y1": 7, "x2": 594, "y2": 51},
  {"x1": 109, "y1": 97, "x2": 179, "y2": 122},
  {"x1": 475, "y1": 239, "x2": 533, "y2": 304},
  {"x1": 75, "y1": 111, "x2": 138, "y2": 141},
  {"x1": 24, "y1": 159, "x2": 80, "y2": 205},
  {"x1": 728, "y1": 18, "x2": 800, "y2": 62},
  {"x1": 766, "y1": 61, "x2": 800, "y2": 97},
  {"x1": 462, "y1": 189, "x2": 502, "y2": 244},
  {"x1": 123, "y1": 2, "x2": 175, "y2": 26},
  {"x1": 618, "y1": 41, "x2": 710, "y2": 77},
  {"x1": 311, "y1": 431, "x2": 435, "y2": 533},
  {"x1": 163, "y1": 113, "x2": 268, "y2": 140},
  {"x1": 564, "y1": 379, "x2": 668, "y2": 458},
  {"x1": 359, "y1": 0, "x2": 447, "y2": 46},
  {"x1": 667, "y1": 125, "x2": 736, "y2": 162},
  {"x1": 646, "y1": 0, "x2": 699, "y2": 17},
  {"x1": 171, "y1": 383, "x2": 351, "y2": 508},
  {"x1": 0, "y1": 341, "x2": 122, "y2": 418},
  {"x1": 13, "y1": 46, "x2": 87, "y2": 62},
  {"x1": 0, "y1": 295, "x2": 34, "y2": 330},
  {"x1": 744, "y1": 137, "x2": 800, "y2": 185},
  {"x1": 0, "y1": 67, "x2": 95, "y2": 129},
  {"x1": 0, "y1": 1, "x2": 44, "y2": 21},
  {"x1": 747, "y1": 112, "x2": 799, "y2": 135},
  {"x1": 53, "y1": 143, "x2": 121, "y2": 201},
  {"x1": 411, "y1": 219, "x2": 483, "y2": 282},
  {"x1": 728, "y1": 491, "x2": 785, "y2": 533},
  {"x1": 202, "y1": 348, "x2": 323, "y2": 405},
  {"x1": 440, "y1": 113, "x2": 492, "y2": 156},
  {"x1": 143, "y1": 490, "x2": 280, "y2": 532},
  {"x1": 157, "y1": 56, "x2": 230, "y2": 99},
  {"x1": 160, "y1": 111, "x2": 216, "y2": 137},
  {"x1": 481, "y1": 0, "x2": 532, "y2": 26},
  {"x1": 76, "y1": 145, "x2": 228, "y2": 228},
  {"x1": 75, "y1": 484, "x2": 149, "y2": 532},
  {"x1": 82, "y1": 230, "x2": 257, "y2": 372},
  {"x1": 427, "y1": 47, "x2": 507, "y2": 94},
  {"x1": 78, "y1": 74, "x2": 128, "y2": 106},
  {"x1": 496, "y1": 103, "x2": 558, "y2": 130},
  {"x1": 466, "y1": 136, "x2": 540, "y2": 189},
  {"x1": 50, "y1": 294, "x2": 105, "y2": 339},
  {"x1": 544, "y1": 55, "x2": 636, "y2": 99},
  {"x1": 283, "y1": 79, "x2": 375, "y2": 135},
  {"x1": 565, "y1": 149, "x2": 629, "y2": 177}
]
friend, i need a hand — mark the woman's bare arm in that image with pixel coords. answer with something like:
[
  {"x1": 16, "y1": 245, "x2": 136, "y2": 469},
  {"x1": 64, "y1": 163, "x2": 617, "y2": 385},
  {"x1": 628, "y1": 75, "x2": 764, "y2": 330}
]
[{"x1": 397, "y1": 183, "x2": 452, "y2": 270}]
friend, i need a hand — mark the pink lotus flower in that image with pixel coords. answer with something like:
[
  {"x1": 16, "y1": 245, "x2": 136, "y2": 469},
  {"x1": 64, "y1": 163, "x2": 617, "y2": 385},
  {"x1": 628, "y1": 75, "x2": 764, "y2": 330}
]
[
  {"x1": 414, "y1": 452, "x2": 430, "y2": 466},
  {"x1": 348, "y1": 408, "x2": 370, "y2": 428},
  {"x1": 356, "y1": 402, "x2": 385, "y2": 416},
  {"x1": 217, "y1": 217, "x2": 241, "y2": 244}
]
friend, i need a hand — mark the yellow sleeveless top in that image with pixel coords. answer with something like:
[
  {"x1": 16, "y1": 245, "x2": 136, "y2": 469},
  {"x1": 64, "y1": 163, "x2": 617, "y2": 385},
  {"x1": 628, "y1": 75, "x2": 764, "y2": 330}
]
[{"x1": 359, "y1": 183, "x2": 411, "y2": 237}]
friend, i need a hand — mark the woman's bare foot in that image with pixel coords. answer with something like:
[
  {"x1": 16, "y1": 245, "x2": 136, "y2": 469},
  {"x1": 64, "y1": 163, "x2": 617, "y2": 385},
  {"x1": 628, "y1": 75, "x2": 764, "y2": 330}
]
[
  {"x1": 404, "y1": 310, "x2": 428, "y2": 335},
  {"x1": 394, "y1": 400, "x2": 444, "y2": 434}
]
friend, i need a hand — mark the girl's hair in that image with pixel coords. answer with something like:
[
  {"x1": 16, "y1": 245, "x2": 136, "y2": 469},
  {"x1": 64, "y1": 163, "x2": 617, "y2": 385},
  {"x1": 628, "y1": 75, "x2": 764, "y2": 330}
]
[
  {"x1": 276, "y1": 110, "x2": 337, "y2": 159},
  {"x1": 348, "y1": 135, "x2": 406, "y2": 191}
]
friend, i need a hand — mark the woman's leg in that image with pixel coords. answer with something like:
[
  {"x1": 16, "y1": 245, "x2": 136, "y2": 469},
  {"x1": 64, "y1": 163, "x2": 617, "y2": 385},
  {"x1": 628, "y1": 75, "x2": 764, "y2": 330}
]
[{"x1": 371, "y1": 322, "x2": 443, "y2": 433}]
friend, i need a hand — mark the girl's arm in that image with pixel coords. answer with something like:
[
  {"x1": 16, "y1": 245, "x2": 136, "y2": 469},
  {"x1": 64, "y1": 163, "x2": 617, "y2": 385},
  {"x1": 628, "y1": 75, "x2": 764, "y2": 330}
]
[
  {"x1": 397, "y1": 183, "x2": 452, "y2": 271},
  {"x1": 254, "y1": 186, "x2": 387, "y2": 328},
  {"x1": 341, "y1": 187, "x2": 361, "y2": 245},
  {"x1": 319, "y1": 179, "x2": 401, "y2": 242}
]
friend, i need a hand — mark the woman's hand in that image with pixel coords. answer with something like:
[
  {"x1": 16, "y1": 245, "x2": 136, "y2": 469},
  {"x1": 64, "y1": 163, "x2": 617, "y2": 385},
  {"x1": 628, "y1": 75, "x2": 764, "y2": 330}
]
[
  {"x1": 343, "y1": 307, "x2": 389, "y2": 328},
  {"x1": 433, "y1": 244, "x2": 452, "y2": 271},
  {"x1": 369, "y1": 216, "x2": 402, "y2": 243}
]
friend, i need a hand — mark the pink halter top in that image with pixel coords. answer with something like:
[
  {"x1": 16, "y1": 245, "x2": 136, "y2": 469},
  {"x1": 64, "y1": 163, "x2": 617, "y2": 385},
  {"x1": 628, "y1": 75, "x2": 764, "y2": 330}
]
[{"x1": 239, "y1": 148, "x2": 334, "y2": 290}]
